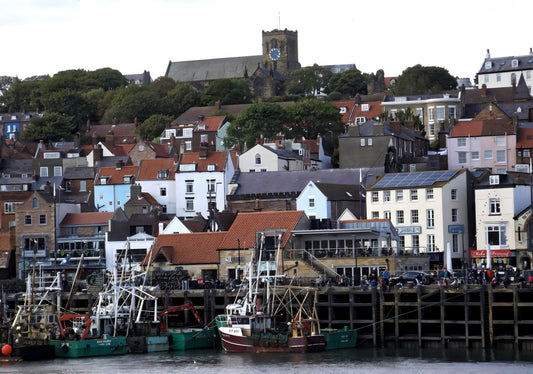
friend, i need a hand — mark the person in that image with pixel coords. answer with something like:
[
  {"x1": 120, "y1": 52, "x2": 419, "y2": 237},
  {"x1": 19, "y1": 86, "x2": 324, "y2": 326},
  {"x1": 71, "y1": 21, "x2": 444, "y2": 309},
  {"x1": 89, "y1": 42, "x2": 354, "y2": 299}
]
[
  {"x1": 486, "y1": 268, "x2": 494, "y2": 284},
  {"x1": 361, "y1": 275, "x2": 369, "y2": 291},
  {"x1": 415, "y1": 273, "x2": 422, "y2": 286},
  {"x1": 443, "y1": 267, "x2": 451, "y2": 286},
  {"x1": 382, "y1": 269, "x2": 390, "y2": 291}
]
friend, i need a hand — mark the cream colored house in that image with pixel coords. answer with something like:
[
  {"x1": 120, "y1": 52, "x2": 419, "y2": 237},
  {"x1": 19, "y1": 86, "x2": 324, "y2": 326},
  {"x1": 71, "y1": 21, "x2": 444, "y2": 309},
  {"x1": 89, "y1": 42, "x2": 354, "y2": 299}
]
[{"x1": 477, "y1": 49, "x2": 533, "y2": 91}]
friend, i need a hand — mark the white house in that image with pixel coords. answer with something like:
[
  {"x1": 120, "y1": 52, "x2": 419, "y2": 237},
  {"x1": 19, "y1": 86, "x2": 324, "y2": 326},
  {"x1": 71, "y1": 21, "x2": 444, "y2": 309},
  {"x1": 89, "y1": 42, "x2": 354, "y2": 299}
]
[
  {"x1": 175, "y1": 150, "x2": 236, "y2": 219},
  {"x1": 238, "y1": 143, "x2": 303, "y2": 172},
  {"x1": 296, "y1": 181, "x2": 361, "y2": 220},
  {"x1": 105, "y1": 232, "x2": 156, "y2": 272},
  {"x1": 136, "y1": 158, "x2": 177, "y2": 215},
  {"x1": 477, "y1": 49, "x2": 533, "y2": 91},
  {"x1": 473, "y1": 174, "x2": 531, "y2": 270},
  {"x1": 367, "y1": 169, "x2": 470, "y2": 269}
]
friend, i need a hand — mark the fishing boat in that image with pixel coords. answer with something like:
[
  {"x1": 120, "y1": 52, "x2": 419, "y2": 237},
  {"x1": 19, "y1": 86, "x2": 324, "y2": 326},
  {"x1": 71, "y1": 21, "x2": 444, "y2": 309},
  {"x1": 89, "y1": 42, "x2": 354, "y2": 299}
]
[
  {"x1": 215, "y1": 232, "x2": 326, "y2": 353},
  {"x1": 158, "y1": 301, "x2": 217, "y2": 350},
  {"x1": 322, "y1": 327, "x2": 358, "y2": 350}
]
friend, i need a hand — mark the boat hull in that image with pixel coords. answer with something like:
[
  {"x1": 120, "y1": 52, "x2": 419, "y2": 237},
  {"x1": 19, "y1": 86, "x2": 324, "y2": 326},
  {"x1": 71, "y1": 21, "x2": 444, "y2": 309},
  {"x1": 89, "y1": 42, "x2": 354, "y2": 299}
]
[
  {"x1": 50, "y1": 336, "x2": 128, "y2": 358},
  {"x1": 218, "y1": 327, "x2": 326, "y2": 353},
  {"x1": 163, "y1": 328, "x2": 217, "y2": 350},
  {"x1": 10, "y1": 344, "x2": 55, "y2": 361},
  {"x1": 127, "y1": 336, "x2": 169, "y2": 353},
  {"x1": 322, "y1": 328, "x2": 357, "y2": 350}
]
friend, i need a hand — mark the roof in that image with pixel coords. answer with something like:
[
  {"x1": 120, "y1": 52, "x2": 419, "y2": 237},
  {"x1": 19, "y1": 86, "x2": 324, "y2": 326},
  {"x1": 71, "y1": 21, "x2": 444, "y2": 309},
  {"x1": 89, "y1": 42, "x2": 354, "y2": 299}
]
[
  {"x1": 331, "y1": 100, "x2": 357, "y2": 123},
  {"x1": 137, "y1": 158, "x2": 177, "y2": 180},
  {"x1": 197, "y1": 116, "x2": 226, "y2": 132},
  {"x1": 218, "y1": 210, "x2": 305, "y2": 250},
  {"x1": 63, "y1": 166, "x2": 95, "y2": 180},
  {"x1": 314, "y1": 182, "x2": 361, "y2": 201},
  {"x1": 165, "y1": 55, "x2": 263, "y2": 82},
  {"x1": 60, "y1": 212, "x2": 114, "y2": 226},
  {"x1": 369, "y1": 170, "x2": 464, "y2": 190},
  {"x1": 96, "y1": 165, "x2": 138, "y2": 185},
  {"x1": 144, "y1": 141, "x2": 171, "y2": 157},
  {"x1": 478, "y1": 50, "x2": 533, "y2": 74},
  {"x1": 145, "y1": 232, "x2": 226, "y2": 265},
  {"x1": 450, "y1": 118, "x2": 515, "y2": 137},
  {"x1": 352, "y1": 100, "x2": 382, "y2": 121},
  {"x1": 89, "y1": 123, "x2": 137, "y2": 138},
  {"x1": 517, "y1": 126, "x2": 533, "y2": 148},
  {"x1": 178, "y1": 151, "x2": 228, "y2": 172},
  {"x1": 230, "y1": 168, "x2": 364, "y2": 197}
]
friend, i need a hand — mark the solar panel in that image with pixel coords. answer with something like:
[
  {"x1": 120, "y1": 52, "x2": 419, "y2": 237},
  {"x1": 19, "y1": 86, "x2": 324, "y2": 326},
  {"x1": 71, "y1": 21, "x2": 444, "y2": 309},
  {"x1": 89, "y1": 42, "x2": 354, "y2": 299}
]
[{"x1": 372, "y1": 170, "x2": 459, "y2": 189}]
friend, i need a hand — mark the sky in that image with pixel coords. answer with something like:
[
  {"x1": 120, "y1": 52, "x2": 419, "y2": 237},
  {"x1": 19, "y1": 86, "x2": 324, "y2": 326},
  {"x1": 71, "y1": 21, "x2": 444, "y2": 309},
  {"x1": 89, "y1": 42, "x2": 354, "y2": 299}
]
[{"x1": 1, "y1": 0, "x2": 532, "y2": 83}]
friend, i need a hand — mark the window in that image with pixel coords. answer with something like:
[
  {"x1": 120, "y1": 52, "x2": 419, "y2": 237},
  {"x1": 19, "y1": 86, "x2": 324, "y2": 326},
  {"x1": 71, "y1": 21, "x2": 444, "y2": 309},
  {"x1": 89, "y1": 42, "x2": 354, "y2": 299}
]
[
  {"x1": 186, "y1": 198, "x2": 194, "y2": 211},
  {"x1": 416, "y1": 108, "x2": 423, "y2": 120},
  {"x1": 396, "y1": 190, "x2": 403, "y2": 202},
  {"x1": 384, "y1": 211, "x2": 391, "y2": 220},
  {"x1": 371, "y1": 191, "x2": 379, "y2": 203},
  {"x1": 484, "y1": 150, "x2": 493, "y2": 159},
  {"x1": 451, "y1": 189, "x2": 457, "y2": 200},
  {"x1": 40, "y1": 167, "x2": 48, "y2": 177},
  {"x1": 117, "y1": 200, "x2": 121, "y2": 206},
  {"x1": 162, "y1": 205, "x2": 167, "y2": 214},
  {"x1": 384, "y1": 191, "x2": 391, "y2": 202},
  {"x1": 484, "y1": 74, "x2": 489, "y2": 83},
  {"x1": 449, "y1": 106, "x2": 456, "y2": 119},
  {"x1": 437, "y1": 106, "x2": 445, "y2": 121},
  {"x1": 485, "y1": 61, "x2": 492, "y2": 69},
  {"x1": 426, "y1": 209, "x2": 434, "y2": 228},
  {"x1": 54, "y1": 166, "x2": 62, "y2": 177},
  {"x1": 157, "y1": 170, "x2": 169, "y2": 179},
  {"x1": 489, "y1": 198, "x2": 501, "y2": 215},
  {"x1": 308, "y1": 196, "x2": 315, "y2": 208},
  {"x1": 427, "y1": 234, "x2": 436, "y2": 252},
  {"x1": 412, "y1": 235, "x2": 420, "y2": 252},
  {"x1": 80, "y1": 180, "x2": 86, "y2": 192},
  {"x1": 367, "y1": 138, "x2": 373, "y2": 146},
  {"x1": 24, "y1": 215, "x2": 32, "y2": 225},
  {"x1": 207, "y1": 179, "x2": 216, "y2": 193},
  {"x1": 361, "y1": 104, "x2": 370, "y2": 111},
  {"x1": 452, "y1": 208, "x2": 458, "y2": 222},
  {"x1": 396, "y1": 210, "x2": 404, "y2": 224},
  {"x1": 429, "y1": 123, "x2": 435, "y2": 137},
  {"x1": 65, "y1": 181, "x2": 71, "y2": 192},
  {"x1": 497, "y1": 73, "x2": 501, "y2": 82},
  {"x1": 428, "y1": 107, "x2": 434, "y2": 121},
  {"x1": 512, "y1": 59, "x2": 519, "y2": 68},
  {"x1": 255, "y1": 153, "x2": 262, "y2": 165},
  {"x1": 185, "y1": 141, "x2": 192, "y2": 151},
  {"x1": 457, "y1": 138, "x2": 467, "y2": 147},
  {"x1": 186, "y1": 180, "x2": 194, "y2": 193},
  {"x1": 399, "y1": 236, "x2": 405, "y2": 249},
  {"x1": 458, "y1": 152, "x2": 467, "y2": 164},
  {"x1": 452, "y1": 234, "x2": 459, "y2": 253},
  {"x1": 371, "y1": 211, "x2": 379, "y2": 219},
  {"x1": 524, "y1": 150, "x2": 531, "y2": 158},
  {"x1": 139, "y1": 145, "x2": 144, "y2": 151},
  {"x1": 410, "y1": 189, "x2": 418, "y2": 201},
  {"x1": 495, "y1": 136, "x2": 505, "y2": 146},
  {"x1": 123, "y1": 176, "x2": 132, "y2": 184},
  {"x1": 471, "y1": 151, "x2": 480, "y2": 160},
  {"x1": 426, "y1": 188, "x2": 434, "y2": 200},
  {"x1": 360, "y1": 139, "x2": 366, "y2": 147},
  {"x1": 200, "y1": 134, "x2": 208, "y2": 144},
  {"x1": 39, "y1": 214, "x2": 47, "y2": 225},
  {"x1": 66, "y1": 227, "x2": 77, "y2": 236},
  {"x1": 391, "y1": 109, "x2": 397, "y2": 119},
  {"x1": 496, "y1": 150, "x2": 506, "y2": 163},
  {"x1": 4, "y1": 202, "x2": 16, "y2": 214},
  {"x1": 411, "y1": 210, "x2": 419, "y2": 224},
  {"x1": 487, "y1": 223, "x2": 507, "y2": 247},
  {"x1": 160, "y1": 187, "x2": 167, "y2": 196},
  {"x1": 32, "y1": 197, "x2": 39, "y2": 209}
]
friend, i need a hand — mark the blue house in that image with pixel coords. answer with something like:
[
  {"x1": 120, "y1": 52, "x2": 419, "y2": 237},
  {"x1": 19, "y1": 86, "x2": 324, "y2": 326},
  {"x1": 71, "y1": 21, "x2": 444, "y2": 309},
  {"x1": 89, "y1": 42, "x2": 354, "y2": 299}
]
[
  {"x1": 94, "y1": 160, "x2": 138, "y2": 212},
  {"x1": 296, "y1": 181, "x2": 362, "y2": 220}
]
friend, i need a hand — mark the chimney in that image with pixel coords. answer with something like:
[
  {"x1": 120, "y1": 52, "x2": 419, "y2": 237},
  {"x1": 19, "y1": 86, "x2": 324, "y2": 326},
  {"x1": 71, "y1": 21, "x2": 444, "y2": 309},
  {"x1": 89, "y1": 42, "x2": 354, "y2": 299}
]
[
  {"x1": 116, "y1": 159, "x2": 125, "y2": 170},
  {"x1": 404, "y1": 120, "x2": 415, "y2": 131},
  {"x1": 215, "y1": 100, "x2": 221, "y2": 110},
  {"x1": 105, "y1": 130, "x2": 115, "y2": 146},
  {"x1": 530, "y1": 47, "x2": 533, "y2": 56},
  {"x1": 130, "y1": 184, "x2": 142, "y2": 199},
  {"x1": 390, "y1": 121, "x2": 402, "y2": 134},
  {"x1": 254, "y1": 199, "x2": 262, "y2": 212},
  {"x1": 486, "y1": 49, "x2": 490, "y2": 59},
  {"x1": 481, "y1": 84, "x2": 487, "y2": 97},
  {"x1": 355, "y1": 93, "x2": 361, "y2": 105},
  {"x1": 199, "y1": 115, "x2": 205, "y2": 122},
  {"x1": 93, "y1": 144, "x2": 103, "y2": 163}
]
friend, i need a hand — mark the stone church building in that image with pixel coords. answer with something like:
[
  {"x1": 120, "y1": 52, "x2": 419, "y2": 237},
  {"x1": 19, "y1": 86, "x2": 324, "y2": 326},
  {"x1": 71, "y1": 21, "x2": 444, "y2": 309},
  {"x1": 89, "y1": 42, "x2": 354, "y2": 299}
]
[{"x1": 165, "y1": 29, "x2": 301, "y2": 98}]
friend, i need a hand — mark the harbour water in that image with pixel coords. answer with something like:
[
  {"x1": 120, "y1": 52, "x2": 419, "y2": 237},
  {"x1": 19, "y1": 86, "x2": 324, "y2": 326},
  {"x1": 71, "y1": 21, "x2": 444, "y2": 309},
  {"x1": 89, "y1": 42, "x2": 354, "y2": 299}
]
[{"x1": 1, "y1": 347, "x2": 532, "y2": 374}]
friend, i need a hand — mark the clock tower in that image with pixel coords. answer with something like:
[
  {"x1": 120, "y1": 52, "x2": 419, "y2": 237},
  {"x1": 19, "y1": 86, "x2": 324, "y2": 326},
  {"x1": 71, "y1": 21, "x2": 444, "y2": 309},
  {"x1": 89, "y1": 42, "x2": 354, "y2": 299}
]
[{"x1": 262, "y1": 29, "x2": 300, "y2": 78}]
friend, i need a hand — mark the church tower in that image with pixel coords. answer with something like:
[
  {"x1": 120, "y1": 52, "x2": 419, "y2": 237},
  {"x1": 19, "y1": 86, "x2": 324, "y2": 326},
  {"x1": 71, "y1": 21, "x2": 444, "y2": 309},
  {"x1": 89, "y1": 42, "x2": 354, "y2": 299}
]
[{"x1": 262, "y1": 29, "x2": 300, "y2": 78}]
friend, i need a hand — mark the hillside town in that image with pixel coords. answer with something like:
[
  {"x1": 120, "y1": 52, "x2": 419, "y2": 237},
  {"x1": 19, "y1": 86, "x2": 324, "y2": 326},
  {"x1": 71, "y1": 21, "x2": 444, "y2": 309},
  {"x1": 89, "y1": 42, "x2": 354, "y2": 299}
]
[{"x1": 0, "y1": 30, "x2": 533, "y2": 292}]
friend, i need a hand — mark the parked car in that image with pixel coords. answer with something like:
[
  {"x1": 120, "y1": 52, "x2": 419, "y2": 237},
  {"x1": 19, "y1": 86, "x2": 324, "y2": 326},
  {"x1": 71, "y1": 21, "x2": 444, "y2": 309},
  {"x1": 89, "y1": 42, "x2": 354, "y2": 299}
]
[{"x1": 391, "y1": 271, "x2": 434, "y2": 285}]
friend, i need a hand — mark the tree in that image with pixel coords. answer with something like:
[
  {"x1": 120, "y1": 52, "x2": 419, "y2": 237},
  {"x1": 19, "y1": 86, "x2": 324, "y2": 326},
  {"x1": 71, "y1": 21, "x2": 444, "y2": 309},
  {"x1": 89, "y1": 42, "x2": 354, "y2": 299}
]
[
  {"x1": 21, "y1": 112, "x2": 76, "y2": 142},
  {"x1": 286, "y1": 65, "x2": 333, "y2": 96},
  {"x1": 135, "y1": 114, "x2": 174, "y2": 141},
  {"x1": 392, "y1": 65, "x2": 457, "y2": 95},
  {"x1": 224, "y1": 102, "x2": 286, "y2": 149},
  {"x1": 201, "y1": 79, "x2": 253, "y2": 105},
  {"x1": 161, "y1": 82, "x2": 201, "y2": 116},
  {"x1": 284, "y1": 97, "x2": 343, "y2": 139},
  {"x1": 102, "y1": 85, "x2": 160, "y2": 124},
  {"x1": 327, "y1": 68, "x2": 367, "y2": 97}
]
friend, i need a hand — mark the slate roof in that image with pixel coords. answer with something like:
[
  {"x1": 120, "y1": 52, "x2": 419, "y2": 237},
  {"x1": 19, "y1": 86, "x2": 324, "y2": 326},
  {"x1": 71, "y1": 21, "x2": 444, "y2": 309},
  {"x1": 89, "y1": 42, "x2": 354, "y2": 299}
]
[
  {"x1": 60, "y1": 212, "x2": 114, "y2": 226},
  {"x1": 478, "y1": 50, "x2": 533, "y2": 74},
  {"x1": 218, "y1": 210, "x2": 305, "y2": 250},
  {"x1": 165, "y1": 55, "x2": 263, "y2": 83},
  {"x1": 94, "y1": 156, "x2": 131, "y2": 168},
  {"x1": 314, "y1": 182, "x2": 361, "y2": 201},
  {"x1": 145, "y1": 232, "x2": 226, "y2": 265},
  {"x1": 382, "y1": 92, "x2": 459, "y2": 102},
  {"x1": 64, "y1": 166, "x2": 95, "y2": 180},
  {"x1": 450, "y1": 118, "x2": 515, "y2": 137},
  {"x1": 229, "y1": 168, "x2": 364, "y2": 198},
  {"x1": 137, "y1": 158, "x2": 177, "y2": 180}
]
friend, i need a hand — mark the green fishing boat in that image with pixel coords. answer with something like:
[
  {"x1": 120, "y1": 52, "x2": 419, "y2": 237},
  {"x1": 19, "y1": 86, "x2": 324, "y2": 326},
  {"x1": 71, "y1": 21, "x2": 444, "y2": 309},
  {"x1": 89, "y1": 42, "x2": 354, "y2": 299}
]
[{"x1": 322, "y1": 327, "x2": 357, "y2": 350}]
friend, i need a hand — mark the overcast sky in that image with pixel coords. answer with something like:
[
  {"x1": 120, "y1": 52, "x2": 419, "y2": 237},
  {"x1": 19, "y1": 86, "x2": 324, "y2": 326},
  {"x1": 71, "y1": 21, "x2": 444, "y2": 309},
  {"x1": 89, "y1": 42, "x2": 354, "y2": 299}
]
[{"x1": 2, "y1": 0, "x2": 532, "y2": 83}]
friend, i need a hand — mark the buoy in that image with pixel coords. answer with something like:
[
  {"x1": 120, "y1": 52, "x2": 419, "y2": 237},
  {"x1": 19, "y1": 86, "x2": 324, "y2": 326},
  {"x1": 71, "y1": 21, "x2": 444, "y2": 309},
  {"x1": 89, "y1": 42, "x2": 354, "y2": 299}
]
[{"x1": 2, "y1": 344, "x2": 12, "y2": 356}]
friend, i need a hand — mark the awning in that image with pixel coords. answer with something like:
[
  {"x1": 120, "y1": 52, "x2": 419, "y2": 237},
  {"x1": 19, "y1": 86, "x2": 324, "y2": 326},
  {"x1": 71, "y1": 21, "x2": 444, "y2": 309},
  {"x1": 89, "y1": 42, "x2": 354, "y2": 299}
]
[{"x1": 470, "y1": 249, "x2": 511, "y2": 258}]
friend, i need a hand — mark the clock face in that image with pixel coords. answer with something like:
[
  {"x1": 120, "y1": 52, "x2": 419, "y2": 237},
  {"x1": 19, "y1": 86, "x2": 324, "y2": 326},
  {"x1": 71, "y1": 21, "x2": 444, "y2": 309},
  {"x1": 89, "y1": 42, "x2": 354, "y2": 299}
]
[{"x1": 269, "y1": 48, "x2": 280, "y2": 61}]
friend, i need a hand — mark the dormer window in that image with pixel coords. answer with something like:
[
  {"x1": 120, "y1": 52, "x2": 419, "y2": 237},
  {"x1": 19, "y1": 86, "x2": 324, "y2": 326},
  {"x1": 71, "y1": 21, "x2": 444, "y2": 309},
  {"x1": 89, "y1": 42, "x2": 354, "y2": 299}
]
[
  {"x1": 123, "y1": 175, "x2": 133, "y2": 184},
  {"x1": 485, "y1": 61, "x2": 492, "y2": 69},
  {"x1": 207, "y1": 164, "x2": 216, "y2": 171},
  {"x1": 512, "y1": 59, "x2": 519, "y2": 68},
  {"x1": 489, "y1": 175, "x2": 500, "y2": 185},
  {"x1": 361, "y1": 104, "x2": 370, "y2": 111},
  {"x1": 157, "y1": 169, "x2": 169, "y2": 179},
  {"x1": 198, "y1": 124, "x2": 206, "y2": 130},
  {"x1": 339, "y1": 107, "x2": 347, "y2": 114},
  {"x1": 100, "y1": 177, "x2": 109, "y2": 184}
]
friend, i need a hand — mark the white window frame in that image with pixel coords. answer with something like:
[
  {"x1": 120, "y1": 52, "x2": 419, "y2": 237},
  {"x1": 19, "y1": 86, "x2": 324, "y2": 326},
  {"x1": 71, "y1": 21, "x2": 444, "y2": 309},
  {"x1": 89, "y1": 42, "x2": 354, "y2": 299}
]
[
  {"x1": 426, "y1": 209, "x2": 435, "y2": 228},
  {"x1": 426, "y1": 188, "x2": 434, "y2": 200},
  {"x1": 496, "y1": 150, "x2": 506, "y2": 163},
  {"x1": 396, "y1": 190, "x2": 403, "y2": 202},
  {"x1": 489, "y1": 198, "x2": 501, "y2": 215},
  {"x1": 384, "y1": 191, "x2": 391, "y2": 202},
  {"x1": 396, "y1": 210, "x2": 404, "y2": 224},
  {"x1": 457, "y1": 138, "x2": 466, "y2": 147},
  {"x1": 411, "y1": 209, "x2": 419, "y2": 224},
  {"x1": 410, "y1": 189, "x2": 418, "y2": 201},
  {"x1": 40, "y1": 167, "x2": 48, "y2": 177}
]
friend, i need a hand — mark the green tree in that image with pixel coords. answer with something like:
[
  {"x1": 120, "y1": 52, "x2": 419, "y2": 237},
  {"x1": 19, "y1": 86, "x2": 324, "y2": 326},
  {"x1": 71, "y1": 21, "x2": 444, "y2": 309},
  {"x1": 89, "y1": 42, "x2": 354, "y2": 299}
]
[
  {"x1": 327, "y1": 68, "x2": 367, "y2": 97},
  {"x1": 201, "y1": 79, "x2": 253, "y2": 105},
  {"x1": 22, "y1": 112, "x2": 76, "y2": 142},
  {"x1": 1, "y1": 78, "x2": 42, "y2": 112},
  {"x1": 148, "y1": 76, "x2": 178, "y2": 98},
  {"x1": 392, "y1": 65, "x2": 457, "y2": 95},
  {"x1": 225, "y1": 102, "x2": 286, "y2": 149},
  {"x1": 286, "y1": 65, "x2": 333, "y2": 96},
  {"x1": 86, "y1": 68, "x2": 128, "y2": 91},
  {"x1": 161, "y1": 82, "x2": 201, "y2": 116},
  {"x1": 102, "y1": 85, "x2": 159, "y2": 124},
  {"x1": 135, "y1": 114, "x2": 174, "y2": 141},
  {"x1": 284, "y1": 97, "x2": 343, "y2": 139}
]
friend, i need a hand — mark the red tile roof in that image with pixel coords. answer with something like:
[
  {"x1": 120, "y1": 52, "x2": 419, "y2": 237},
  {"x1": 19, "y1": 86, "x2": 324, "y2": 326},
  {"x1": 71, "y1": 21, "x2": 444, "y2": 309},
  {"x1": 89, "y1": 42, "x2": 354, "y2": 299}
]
[
  {"x1": 331, "y1": 101, "x2": 357, "y2": 123},
  {"x1": 352, "y1": 100, "x2": 382, "y2": 120},
  {"x1": 146, "y1": 232, "x2": 226, "y2": 265},
  {"x1": 450, "y1": 119, "x2": 515, "y2": 137},
  {"x1": 219, "y1": 210, "x2": 305, "y2": 250},
  {"x1": 97, "y1": 165, "x2": 139, "y2": 184},
  {"x1": 179, "y1": 151, "x2": 229, "y2": 172},
  {"x1": 198, "y1": 116, "x2": 226, "y2": 132},
  {"x1": 137, "y1": 158, "x2": 177, "y2": 180},
  {"x1": 60, "y1": 212, "x2": 114, "y2": 226}
]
